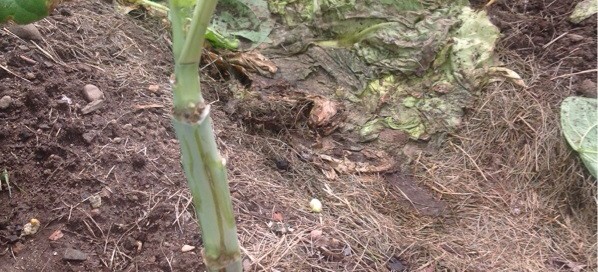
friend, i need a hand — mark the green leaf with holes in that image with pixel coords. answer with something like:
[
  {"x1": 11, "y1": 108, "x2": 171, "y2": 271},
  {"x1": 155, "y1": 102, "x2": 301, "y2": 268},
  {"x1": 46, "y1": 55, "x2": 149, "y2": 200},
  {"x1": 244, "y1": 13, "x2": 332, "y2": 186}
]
[{"x1": 561, "y1": 96, "x2": 598, "y2": 178}]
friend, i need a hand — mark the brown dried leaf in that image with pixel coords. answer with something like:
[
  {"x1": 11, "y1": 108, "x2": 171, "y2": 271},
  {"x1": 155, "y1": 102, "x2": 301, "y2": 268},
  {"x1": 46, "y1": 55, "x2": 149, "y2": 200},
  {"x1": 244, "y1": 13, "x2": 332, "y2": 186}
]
[
  {"x1": 225, "y1": 51, "x2": 278, "y2": 76},
  {"x1": 309, "y1": 97, "x2": 338, "y2": 127},
  {"x1": 488, "y1": 67, "x2": 527, "y2": 88},
  {"x1": 272, "y1": 211, "x2": 283, "y2": 222},
  {"x1": 48, "y1": 229, "x2": 63, "y2": 241},
  {"x1": 318, "y1": 150, "x2": 394, "y2": 175},
  {"x1": 321, "y1": 167, "x2": 338, "y2": 180}
]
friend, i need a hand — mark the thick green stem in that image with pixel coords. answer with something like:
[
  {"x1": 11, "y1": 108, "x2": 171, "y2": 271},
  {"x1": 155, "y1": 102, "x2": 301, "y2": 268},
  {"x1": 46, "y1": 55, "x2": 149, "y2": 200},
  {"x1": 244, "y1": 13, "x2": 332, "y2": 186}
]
[
  {"x1": 173, "y1": 115, "x2": 241, "y2": 271},
  {"x1": 168, "y1": 0, "x2": 242, "y2": 271}
]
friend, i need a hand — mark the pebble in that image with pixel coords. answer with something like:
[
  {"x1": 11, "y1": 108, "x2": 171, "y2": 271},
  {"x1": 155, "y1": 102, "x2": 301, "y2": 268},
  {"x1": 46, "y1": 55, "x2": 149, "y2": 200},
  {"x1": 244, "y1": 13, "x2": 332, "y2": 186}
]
[
  {"x1": 0, "y1": 96, "x2": 12, "y2": 109},
  {"x1": 7, "y1": 24, "x2": 43, "y2": 41},
  {"x1": 578, "y1": 79, "x2": 597, "y2": 98},
  {"x1": 7, "y1": 235, "x2": 20, "y2": 244},
  {"x1": 90, "y1": 209, "x2": 101, "y2": 217},
  {"x1": 82, "y1": 131, "x2": 96, "y2": 144},
  {"x1": 148, "y1": 85, "x2": 160, "y2": 92},
  {"x1": 81, "y1": 99, "x2": 104, "y2": 114},
  {"x1": 12, "y1": 242, "x2": 25, "y2": 254},
  {"x1": 181, "y1": 245, "x2": 195, "y2": 252},
  {"x1": 63, "y1": 248, "x2": 87, "y2": 261},
  {"x1": 567, "y1": 33, "x2": 585, "y2": 42},
  {"x1": 89, "y1": 195, "x2": 102, "y2": 208},
  {"x1": 82, "y1": 84, "x2": 104, "y2": 102}
]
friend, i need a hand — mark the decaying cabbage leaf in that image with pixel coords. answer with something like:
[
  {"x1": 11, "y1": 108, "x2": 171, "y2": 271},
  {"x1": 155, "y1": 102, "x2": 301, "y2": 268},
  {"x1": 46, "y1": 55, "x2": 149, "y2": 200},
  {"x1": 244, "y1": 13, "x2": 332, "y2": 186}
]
[
  {"x1": 265, "y1": 0, "x2": 503, "y2": 140},
  {"x1": 212, "y1": 0, "x2": 274, "y2": 49},
  {"x1": 560, "y1": 97, "x2": 598, "y2": 178},
  {"x1": 570, "y1": 0, "x2": 598, "y2": 24}
]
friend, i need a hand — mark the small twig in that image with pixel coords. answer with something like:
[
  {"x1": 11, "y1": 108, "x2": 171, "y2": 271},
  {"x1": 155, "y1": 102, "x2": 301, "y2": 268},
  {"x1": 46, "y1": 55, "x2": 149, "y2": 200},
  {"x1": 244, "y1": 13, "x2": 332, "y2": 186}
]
[
  {"x1": 542, "y1": 32, "x2": 568, "y2": 49},
  {"x1": 450, "y1": 142, "x2": 489, "y2": 182},
  {"x1": 0, "y1": 64, "x2": 31, "y2": 82},
  {"x1": 31, "y1": 41, "x2": 59, "y2": 64},
  {"x1": 1, "y1": 169, "x2": 11, "y2": 198},
  {"x1": 551, "y1": 69, "x2": 598, "y2": 80}
]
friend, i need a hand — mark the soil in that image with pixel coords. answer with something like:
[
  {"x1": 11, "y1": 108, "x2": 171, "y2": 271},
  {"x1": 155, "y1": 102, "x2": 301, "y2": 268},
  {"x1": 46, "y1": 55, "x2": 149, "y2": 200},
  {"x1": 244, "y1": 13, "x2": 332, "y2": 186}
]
[{"x1": 0, "y1": 0, "x2": 596, "y2": 272}]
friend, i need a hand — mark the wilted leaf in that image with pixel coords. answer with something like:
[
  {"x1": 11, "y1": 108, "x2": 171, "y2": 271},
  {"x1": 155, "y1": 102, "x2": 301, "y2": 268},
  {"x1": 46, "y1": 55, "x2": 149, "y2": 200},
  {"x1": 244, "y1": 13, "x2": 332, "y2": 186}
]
[
  {"x1": 225, "y1": 51, "x2": 277, "y2": 75},
  {"x1": 318, "y1": 150, "x2": 394, "y2": 174},
  {"x1": 570, "y1": 0, "x2": 598, "y2": 24},
  {"x1": 560, "y1": 96, "x2": 598, "y2": 178},
  {"x1": 309, "y1": 97, "x2": 338, "y2": 128},
  {"x1": 488, "y1": 67, "x2": 527, "y2": 88},
  {"x1": 212, "y1": 0, "x2": 274, "y2": 49}
]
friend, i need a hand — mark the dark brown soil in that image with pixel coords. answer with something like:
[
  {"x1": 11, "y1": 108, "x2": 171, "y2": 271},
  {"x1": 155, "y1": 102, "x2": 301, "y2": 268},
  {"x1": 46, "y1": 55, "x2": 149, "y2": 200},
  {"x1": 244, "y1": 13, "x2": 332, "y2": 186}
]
[
  {"x1": 0, "y1": 0, "x2": 595, "y2": 271},
  {"x1": 0, "y1": 2, "x2": 208, "y2": 271}
]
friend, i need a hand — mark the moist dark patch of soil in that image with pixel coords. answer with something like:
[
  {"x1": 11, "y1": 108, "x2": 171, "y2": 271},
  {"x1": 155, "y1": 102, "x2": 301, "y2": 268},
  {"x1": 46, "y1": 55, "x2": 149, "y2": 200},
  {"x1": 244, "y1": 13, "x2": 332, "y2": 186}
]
[
  {"x1": 0, "y1": 2, "x2": 205, "y2": 271},
  {"x1": 487, "y1": 1, "x2": 597, "y2": 93}
]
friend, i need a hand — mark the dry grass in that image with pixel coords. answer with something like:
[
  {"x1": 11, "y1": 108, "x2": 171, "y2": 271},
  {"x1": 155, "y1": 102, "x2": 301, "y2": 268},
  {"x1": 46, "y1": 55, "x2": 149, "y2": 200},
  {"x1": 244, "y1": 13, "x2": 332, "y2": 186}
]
[{"x1": 216, "y1": 2, "x2": 597, "y2": 272}]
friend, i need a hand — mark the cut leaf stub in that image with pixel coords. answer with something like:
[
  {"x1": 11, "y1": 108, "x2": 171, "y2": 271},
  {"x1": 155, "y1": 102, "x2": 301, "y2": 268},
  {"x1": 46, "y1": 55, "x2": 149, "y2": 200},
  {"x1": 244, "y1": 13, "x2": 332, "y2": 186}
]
[{"x1": 560, "y1": 96, "x2": 598, "y2": 178}]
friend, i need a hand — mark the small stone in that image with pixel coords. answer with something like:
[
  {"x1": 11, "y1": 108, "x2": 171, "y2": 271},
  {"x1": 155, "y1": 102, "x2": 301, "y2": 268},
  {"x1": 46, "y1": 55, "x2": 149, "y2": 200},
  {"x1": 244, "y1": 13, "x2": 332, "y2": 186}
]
[
  {"x1": 578, "y1": 79, "x2": 597, "y2": 98},
  {"x1": 310, "y1": 229, "x2": 323, "y2": 240},
  {"x1": 82, "y1": 84, "x2": 104, "y2": 102},
  {"x1": 0, "y1": 96, "x2": 12, "y2": 109},
  {"x1": 273, "y1": 157, "x2": 290, "y2": 171},
  {"x1": 387, "y1": 257, "x2": 405, "y2": 271},
  {"x1": 122, "y1": 123, "x2": 133, "y2": 130},
  {"x1": 12, "y1": 242, "x2": 25, "y2": 254},
  {"x1": 181, "y1": 245, "x2": 195, "y2": 252},
  {"x1": 309, "y1": 198, "x2": 322, "y2": 213},
  {"x1": 99, "y1": 187, "x2": 112, "y2": 198},
  {"x1": 25, "y1": 72, "x2": 36, "y2": 80},
  {"x1": 112, "y1": 137, "x2": 122, "y2": 144},
  {"x1": 89, "y1": 195, "x2": 102, "y2": 208},
  {"x1": 6, "y1": 235, "x2": 20, "y2": 244},
  {"x1": 567, "y1": 33, "x2": 585, "y2": 42},
  {"x1": 7, "y1": 24, "x2": 43, "y2": 41},
  {"x1": 82, "y1": 131, "x2": 96, "y2": 144},
  {"x1": 81, "y1": 99, "x2": 104, "y2": 114},
  {"x1": 148, "y1": 85, "x2": 160, "y2": 92},
  {"x1": 243, "y1": 259, "x2": 252, "y2": 271},
  {"x1": 512, "y1": 207, "x2": 521, "y2": 216},
  {"x1": 90, "y1": 209, "x2": 101, "y2": 217},
  {"x1": 63, "y1": 248, "x2": 87, "y2": 261}
]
